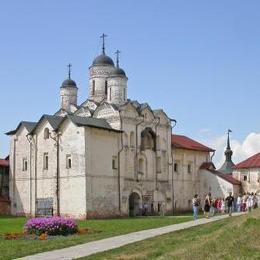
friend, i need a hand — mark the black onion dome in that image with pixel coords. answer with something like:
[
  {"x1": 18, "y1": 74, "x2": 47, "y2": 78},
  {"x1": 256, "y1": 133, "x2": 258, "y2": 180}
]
[
  {"x1": 111, "y1": 67, "x2": 126, "y2": 77},
  {"x1": 61, "y1": 79, "x2": 77, "y2": 88},
  {"x1": 92, "y1": 54, "x2": 115, "y2": 66}
]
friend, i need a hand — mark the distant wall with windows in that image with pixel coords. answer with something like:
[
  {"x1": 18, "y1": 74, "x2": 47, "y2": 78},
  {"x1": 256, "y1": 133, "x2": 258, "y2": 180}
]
[
  {"x1": 172, "y1": 148, "x2": 211, "y2": 212},
  {"x1": 233, "y1": 168, "x2": 260, "y2": 194}
]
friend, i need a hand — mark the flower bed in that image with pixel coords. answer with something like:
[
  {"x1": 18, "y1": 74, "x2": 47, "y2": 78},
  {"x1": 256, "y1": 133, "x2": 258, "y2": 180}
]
[{"x1": 24, "y1": 217, "x2": 78, "y2": 236}]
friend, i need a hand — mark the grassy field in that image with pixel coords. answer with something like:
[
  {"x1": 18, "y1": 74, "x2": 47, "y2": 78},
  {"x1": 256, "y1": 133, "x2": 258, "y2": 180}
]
[
  {"x1": 0, "y1": 215, "x2": 192, "y2": 260},
  {"x1": 83, "y1": 210, "x2": 260, "y2": 260}
]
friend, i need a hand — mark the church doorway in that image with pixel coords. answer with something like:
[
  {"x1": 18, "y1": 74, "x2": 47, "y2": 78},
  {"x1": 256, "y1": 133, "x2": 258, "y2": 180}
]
[{"x1": 129, "y1": 192, "x2": 141, "y2": 217}]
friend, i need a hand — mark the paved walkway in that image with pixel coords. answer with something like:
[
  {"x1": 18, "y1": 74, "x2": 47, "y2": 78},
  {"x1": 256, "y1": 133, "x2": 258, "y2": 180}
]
[{"x1": 18, "y1": 213, "x2": 243, "y2": 260}]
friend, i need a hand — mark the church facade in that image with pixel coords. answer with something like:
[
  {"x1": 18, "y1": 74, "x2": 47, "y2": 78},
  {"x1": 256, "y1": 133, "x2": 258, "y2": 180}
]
[{"x1": 7, "y1": 37, "x2": 241, "y2": 218}]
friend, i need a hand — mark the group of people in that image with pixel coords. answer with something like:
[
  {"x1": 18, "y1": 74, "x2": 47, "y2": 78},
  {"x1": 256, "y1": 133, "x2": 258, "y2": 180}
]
[{"x1": 192, "y1": 192, "x2": 258, "y2": 220}]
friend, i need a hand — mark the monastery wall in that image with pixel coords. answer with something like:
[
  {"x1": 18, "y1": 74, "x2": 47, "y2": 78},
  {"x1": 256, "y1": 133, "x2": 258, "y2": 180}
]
[
  {"x1": 85, "y1": 127, "x2": 121, "y2": 218},
  {"x1": 233, "y1": 168, "x2": 260, "y2": 193},
  {"x1": 59, "y1": 121, "x2": 87, "y2": 218},
  {"x1": 9, "y1": 127, "x2": 30, "y2": 215},
  {"x1": 173, "y1": 149, "x2": 209, "y2": 212},
  {"x1": 199, "y1": 169, "x2": 240, "y2": 200}
]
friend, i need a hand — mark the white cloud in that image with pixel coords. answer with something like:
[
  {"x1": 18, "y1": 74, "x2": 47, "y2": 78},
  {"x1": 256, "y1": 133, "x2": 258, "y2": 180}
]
[{"x1": 198, "y1": 131, "x2": 260, "y2": 169}]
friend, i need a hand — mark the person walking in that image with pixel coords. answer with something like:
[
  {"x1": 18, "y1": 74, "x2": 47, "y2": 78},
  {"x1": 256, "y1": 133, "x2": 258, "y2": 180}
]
[
  {"x1": 192, "y1": 194, "x2": 200, "y2": 220},
  {"x1": 221, "y1": 198, "x2": 226, "y2": 214},
  {"x1": 204, "y1": 193, "x2": 211, "y2": 218},
  {"x1": 236, "y1": 194, "x2": 242, "y2": 212},
  {"x1": 242, "y1": 193, "x2": 247, "y2": 212},
  {"x1": 225, "y1": 192, "x2": 234, "y2": 216},
  {"x1": 253, "y1": 193, "x2": 258, "y2": 209},
  {"x1": 247, "y1": 193, "x2": 254, "y2": 212}
]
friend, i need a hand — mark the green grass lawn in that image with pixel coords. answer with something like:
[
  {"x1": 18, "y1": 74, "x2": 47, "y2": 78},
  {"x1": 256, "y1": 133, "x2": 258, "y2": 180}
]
[
  {"x1": 83, "y1": 210, "x2": 260, "y2": 260},
  {"x1": 0, "y1": 215, "x2": 192, "y2": 260}
]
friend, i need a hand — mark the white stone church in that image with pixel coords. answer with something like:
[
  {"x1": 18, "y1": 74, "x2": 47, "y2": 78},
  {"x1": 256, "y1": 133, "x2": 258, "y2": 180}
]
[{"x1": 6, "y1": 37, "x2": 247, "y2": 218}]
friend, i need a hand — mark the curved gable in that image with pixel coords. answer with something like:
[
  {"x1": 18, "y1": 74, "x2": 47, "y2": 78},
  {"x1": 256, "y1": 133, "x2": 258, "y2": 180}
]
[
  {"x1": 93, "y1": 103, "x2": 119, "y2": 118},
  {"x1": 153, "y1": 110, "x2": 171, "y2": 125},
  {"x1": 119, "y1": 102, "x2": 139, "y2": 119},
  {"x1": 141, "y1": 107, "x2": 155, "y2": 122},
  {"x1": 74, "y1": 107, "x2": 92, "y2": 117}
]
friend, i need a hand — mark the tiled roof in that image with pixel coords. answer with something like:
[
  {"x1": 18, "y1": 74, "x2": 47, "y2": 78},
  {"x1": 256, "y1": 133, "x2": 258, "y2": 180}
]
[
  {"x1": 0, "y1": 159, "x2": 9, "y2": 167},
  {"x1": 199, "y1": 162, "x2": 216, "y2": 170},
  {"x1": 207, "y1": 169, "x2": 241, "y2": 185},
  {"x1": 5, "y1": 121, "x2": 37, "y2": 135},
  {"x1": 234, "y1": 152, "x2": 260, "y2": 169},
  {"x1": 67, "y1": 115, "x2": 122, "y2": 132},
  {"x1": 29, "y1": 115, "x2": 64, "y2": 134},
  {"x1": 216, "y1": 173, "x2": 241, "y2": 185},
  {"x1": 172, "y1": 134, "x2": 215, "y2": 152}
]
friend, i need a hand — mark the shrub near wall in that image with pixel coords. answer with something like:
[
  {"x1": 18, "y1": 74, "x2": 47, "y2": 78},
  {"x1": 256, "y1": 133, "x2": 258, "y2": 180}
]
[{"x1": 24, "y1": 217, "x2": 78, "y2": 236}]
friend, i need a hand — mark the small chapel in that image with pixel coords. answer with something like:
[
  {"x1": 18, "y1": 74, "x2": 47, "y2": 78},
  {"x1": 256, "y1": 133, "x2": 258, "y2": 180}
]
[{"x1": 6, "y1": 35, "x2": 249, "y2": 218}]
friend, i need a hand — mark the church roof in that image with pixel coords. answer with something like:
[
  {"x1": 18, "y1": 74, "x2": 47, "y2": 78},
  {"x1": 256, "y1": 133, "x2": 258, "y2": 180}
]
[
  {"x1": 29, "y1": 115, "x2": 64, "y2": 134},
  {"x1": 234, "y1": 152, "x2": 260, "y2": 169},
  {"x1": 200, "y1": 162, "x2": 216, "y2": 170},
  {"x1": 217, "y1": 173, "x2": 241, "y2": 185},
  {"x1": 218, "y1": 130, "x2": 235, "y2": 174},
  {"x1": 110, "y1": 67, "x2": 126, "y2": 77},
  {"x1": 172, "y1": 134, "x2": 215, "y2": 152},
  {"x1": 67, "y1": 115, "x2": 122, "y2": 132},
  {"x1": 5, "y1": 121, "x2": 37, "y2": 135},
  {"x1": 201, "y1": 162, "x2": 241, "y2": 185},
  {"x1": 61, "y1": 78, "x2": 77, "y2": 88},
  {"x1": 92, "y1": 54, "x2": 115, "y2": 66},
  {"x1": 218, "y1": 161, "x2": 235, "y2": 174}
]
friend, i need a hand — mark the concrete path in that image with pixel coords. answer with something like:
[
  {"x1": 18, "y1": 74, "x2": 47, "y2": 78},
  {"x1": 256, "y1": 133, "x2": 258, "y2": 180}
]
[{"x1": 18, "y1": 213, "x2": 243, "y2": 260}]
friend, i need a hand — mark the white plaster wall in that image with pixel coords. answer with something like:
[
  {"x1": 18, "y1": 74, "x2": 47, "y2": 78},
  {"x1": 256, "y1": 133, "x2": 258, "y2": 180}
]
[
  {"x1": 173, "y1": 149, "x2": 210, "y2": 211},
  {"x1": 107, "y1": 77, "x2": 127, "y2": 105},
  {"x1": 233, "y1": 168, "x2": 260, "y2": 193},
  {"x1": 9, "y1": 127, "x2": 31, "y2": 215},
  {"x1": 85, "y1": 127, "x2": 121, "y2": 217},
  {"x1": 119, "y1": 108, "x2": 173, "y2": 215},
  {"x1": 59, "y1": 121, "x2": 87, "y2": 218},
  {"x1": 89, "y1": 66, "x2": 115, "y2": 102},
  {"x1": 60, "y1": 86, "x2": 78, "y2": 112},
  {"x1": 199, "y1": 169, "x2": 240, "y2": 201},
  {"x1": 34, "y1": 121, "x2": 58, "y2": 214}
]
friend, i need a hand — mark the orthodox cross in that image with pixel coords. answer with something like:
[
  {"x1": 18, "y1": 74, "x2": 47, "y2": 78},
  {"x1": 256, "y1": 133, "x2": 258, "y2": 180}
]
[
  {"x1": 115, "y1": 50, "x2": 121, "y2": 67},
  {"x1": 67, "y1": 63, "x2": 72, "y2": 79},
  {"x1": 100, "y1": 33, "x2": 107, "y2": 54}
]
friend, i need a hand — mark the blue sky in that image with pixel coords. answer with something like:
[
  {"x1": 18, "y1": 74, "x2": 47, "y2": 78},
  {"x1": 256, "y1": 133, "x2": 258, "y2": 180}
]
[{"x1": 1, "y1": 1, "x2": 260, "y2": 163}]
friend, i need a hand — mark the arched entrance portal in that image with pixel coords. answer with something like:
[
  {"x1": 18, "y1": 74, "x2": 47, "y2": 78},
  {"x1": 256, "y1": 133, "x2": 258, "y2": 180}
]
[{"x1": 129, "y1": 192, "x2": 141, "y2": 217}]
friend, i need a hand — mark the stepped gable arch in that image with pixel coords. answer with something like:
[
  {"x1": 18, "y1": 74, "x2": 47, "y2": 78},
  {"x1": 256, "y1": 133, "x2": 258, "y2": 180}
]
[
  {"x1": 118, "y1": 101, "x2": 139, "y2": 119},
  {"x1": 153, "y1": 109, "x2": 171, "y2": 126},
  {"x1": 74, "y1": 106, "x2": 92, "y2": 117},
  {"x1": 139, "y1": 104, "x2": 155, "y2": 122}
]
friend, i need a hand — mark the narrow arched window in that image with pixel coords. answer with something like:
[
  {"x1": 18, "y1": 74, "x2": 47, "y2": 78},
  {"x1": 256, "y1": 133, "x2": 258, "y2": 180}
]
[
  {"x1": 92, "y1": 80, "x2": 95, "y2": 95},
  {"x1": 124, "y1": 133, "x2": 128, "y2": 147},
  {"x1": 105, "y1": 80, "x2": 108, "y2": 95},
  {"x1": 44, "y1": 128, "x2": 50, "y2": 139},
  {"x1": 139, "y1": 158, "x2": 145, "y2": 174},
  {"x1": 130, "y1": 131, "x2": 135, "y2": 148}
]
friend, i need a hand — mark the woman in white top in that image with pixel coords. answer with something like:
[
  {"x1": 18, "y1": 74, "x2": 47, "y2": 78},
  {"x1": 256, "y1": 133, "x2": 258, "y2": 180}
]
[
  {"x1": 236, "y1": 194, "x2": 242, "y2": 212},
  {"x1": 221, "y1": 198, "x2": 225, "y2": 214},
  {"x1": 247, "y1": 193, "x2": 254, "y2": 212}
]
